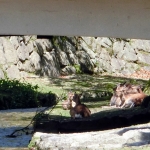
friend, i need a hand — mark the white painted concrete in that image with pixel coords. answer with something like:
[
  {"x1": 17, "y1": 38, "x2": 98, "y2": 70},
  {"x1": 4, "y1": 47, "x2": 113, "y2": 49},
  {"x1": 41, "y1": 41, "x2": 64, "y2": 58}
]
[{"x1": 0, "y1": 0, "x2": 150, "y2": 39}]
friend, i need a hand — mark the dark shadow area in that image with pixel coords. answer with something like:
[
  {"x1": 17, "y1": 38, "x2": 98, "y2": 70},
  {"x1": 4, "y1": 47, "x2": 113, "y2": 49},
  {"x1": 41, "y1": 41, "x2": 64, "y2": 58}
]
[
  {"x1": 0, "y1": 80, "x2": 57, "y2": 110},
  {"x1": 33, "y1": 74, "x2": 150, "y2": 134},
  {"x1": 44, "y1": 74, "x2": 147, "y2": 103},
  {"x1": 0, "y1": 107, "x2": 47, "y2": 113},
  {"x1": 34, "y1": 107, "x2": 150, "y2": 134}
]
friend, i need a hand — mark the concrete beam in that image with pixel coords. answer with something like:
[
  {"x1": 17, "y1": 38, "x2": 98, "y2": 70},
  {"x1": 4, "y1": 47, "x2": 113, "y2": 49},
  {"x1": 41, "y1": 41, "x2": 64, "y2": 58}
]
[{"x1": 0, "y1": 0, "x2": 150, "y2": 39}]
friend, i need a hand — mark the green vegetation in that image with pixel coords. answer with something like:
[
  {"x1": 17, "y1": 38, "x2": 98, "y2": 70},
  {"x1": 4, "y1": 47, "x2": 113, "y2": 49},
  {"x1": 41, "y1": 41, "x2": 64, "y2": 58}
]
[
  {"x1": 28, "y1": 137, "x2": 39, "y2": 150},
  {"x1": 0, "y1": 75, "x2": 148, "y2": 150},
  {"x1": 24, "y1": 74, "x2": 149, "y2": 121},
  {"x1": 1, "y1": 74, "x2": 149, "y2": 111},
  {"x1": 0, "y1": 78, "x2": 38, "y2": 109},
  {"x1": 144, "y1": 79, "x2": 150, "y2": 95},
  {"x1": 0, "y1": 78, "x2": 57, "y2": 109},
  {"x1": 73, "y1": 64, "x2": 82, "y2": 74}
]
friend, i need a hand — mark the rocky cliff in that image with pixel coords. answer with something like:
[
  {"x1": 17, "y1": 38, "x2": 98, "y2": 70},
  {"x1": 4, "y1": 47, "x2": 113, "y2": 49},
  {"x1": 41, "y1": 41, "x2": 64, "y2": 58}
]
[{"x1": 0, "y1": 36, "x2": 150, "y2": 79}]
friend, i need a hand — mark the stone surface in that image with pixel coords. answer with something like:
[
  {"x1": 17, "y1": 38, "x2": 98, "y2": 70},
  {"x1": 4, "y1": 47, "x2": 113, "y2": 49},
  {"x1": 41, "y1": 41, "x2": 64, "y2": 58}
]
[
  {"x1": 1, "y1": 37, "x2": 19, "y2": 64},
  {"x1": 111, "y1": 57, "x2": 125, "y2": 72},
  {"x1": 9, "y1": 36, "x2": 20, "y2": 49},
  {"x1": 0, "y1": 68, "x2": 4, "y2": 79},
  {"x1": 61, "y1": 66, "x2": 76, "y2": 75},
  {"x1": 137, "y1": 52, "x2": 150, "y2": 65},
  {"x1": 113, "y1": 40, "x2": 125, "y2": 56},
  {"x1": 40, "y1": 52, "x2": 60, "y2": 77},
  {"x1": 131, "y1": 39, "x2": 150, "y2": 52},
  {"x1": 123, "y1": 43, "x2": 137, "y2": 61},
  {"x1": 17, "y1": 42, "x2": 29, "y2": 61},
  {"x1": 32, "y1": 123, "x2": 150, "y2": 150},
  {"x1": 29, "y1": 51, "x2": 41, "y2": 71},
  {"x1": 6, "y1": 65, "x2": 20, "y2": 79},
  {"x1": 100, "y1": 37, "x2": 112, "y2": 48},
  {"x1": 58, "y1": 51, "x2": 70, "y2": 66},
  {"x1": 0, "y1": 36, "x2": 150, "y2": 78},
  {"x1": 76, "y1": 50, "x2": 95, "y2": 73}
]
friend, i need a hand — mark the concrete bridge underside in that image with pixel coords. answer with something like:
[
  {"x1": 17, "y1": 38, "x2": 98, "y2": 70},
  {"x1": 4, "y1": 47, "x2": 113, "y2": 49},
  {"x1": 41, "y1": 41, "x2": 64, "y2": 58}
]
[{"x1": 0, "y1": 0, "x2": 150, "y2": 39}]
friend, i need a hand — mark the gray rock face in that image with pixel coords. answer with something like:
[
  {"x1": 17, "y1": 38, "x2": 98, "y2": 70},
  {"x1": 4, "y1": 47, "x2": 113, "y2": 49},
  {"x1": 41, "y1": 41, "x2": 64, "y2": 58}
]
[
  {"x1": 58, "y1": 51, "x2": 70, "y2": 66},
  {"x1": 113, "y1": 40, "x2": 125, "y2": 56},
  {"x1": 6, "y1": 65, "x2": 20, "y2": 79},
  {"x1": 9, "y1": 36, "x2": 21, "y2": 50},
  {"x1": 100, "y1": 37, "x2": 112, "y2": 48},
  {"x1": 131, "y1": 39, "x2": 150, "y2": 52},
  {"x1": 1, "y1": 37, "x2": 19, "y2": 64},
  {"x1": 0, "y1": 36, "x2": 150, "y2": 78},
  {"x1": 111, "y1": 57, "x2": 125, "y2": 73},
  {"x1": 17, "y1": 42, "x2": 29, "y2": 61},
  {"x1": 77, "y1": 51, "x2": 95, "y2": 73},
  {"x1": 29, "y1": 51, "x2": 41, "y2": 71},
  {"x1": 137, "y1": 52, "x2": 150, "y2": 65},
  {"x1": 122, "y1": 44, "x2": 137, "y2": 61},
  {"x1": 123, "y1": 129, "x2": 150, "y2": 147},
  {"x1": 0, "y1": 47, "x2": 7, "y2": 65},
  {"x1": 0, "y1": 69, "x2": 4, "y2": 79},
  {"x1": 40, "y1": 52, "x2": 60, "y2": 77},
  {"x1": 61, "y1": 66, "x2": 76, "y2": 75},
  {"x1": 32, "y1": 123, "x2": 150, "y2": 150}
]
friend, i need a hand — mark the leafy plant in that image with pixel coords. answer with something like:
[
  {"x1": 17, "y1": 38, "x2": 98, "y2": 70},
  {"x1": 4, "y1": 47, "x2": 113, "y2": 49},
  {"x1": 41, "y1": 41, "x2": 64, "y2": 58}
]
[
  {"x1": 74, "y1": 64, "x2": 82, "y2": 74},
  {"x1": 0, "y1": 78, "x2": 39, "y2": 109},
  {"x1": 37, "y1": 91, "x2": 57, "y2": 107},
  {"x1": 144, "y1": 79, "x2": 150, "y2": 95}
]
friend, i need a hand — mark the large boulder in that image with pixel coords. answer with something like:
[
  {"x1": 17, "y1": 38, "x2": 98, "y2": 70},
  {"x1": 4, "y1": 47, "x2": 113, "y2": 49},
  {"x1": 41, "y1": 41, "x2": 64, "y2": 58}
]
[
  {"x1": 1, "y1": 37, "x2": 19, "y2": 64},
  {"x1": 32, "y1": 123, "x2": 150, "y2": 150},
  {"x1": 61, "y1": 66, "x2": 76, "y2": 75},
  {"x1": 6, "y1": 65, "x2": 20, "y2": 79},
  {"x1": 57, "y1": 51, "x2": 70, "y2": 66},
  {"x1": 29, "y1": 51, "x2": 41, "y2": 71},
  {"x1": 131, "y1": 39, "x2": 150, "y2": 53},
  {"x1": 17, "y1": 42, "x2": 30, "y2": 62},
  {"x1": 137, "y1": 52, "x2": 150, "y2": 65},
  {"x1": 40, "y1": 52, "x2": 60, "y2": 77},
  {"x1": 111, "y1": 57, "x2": 126, "y2": 73},
  {"x1": 113, "y1": 40, "x2": 125, "y2": 56},
  {"x1": 76, "y1": 51, "x2": 95, "y2": 74}
]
